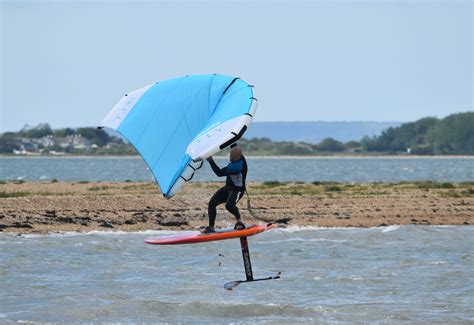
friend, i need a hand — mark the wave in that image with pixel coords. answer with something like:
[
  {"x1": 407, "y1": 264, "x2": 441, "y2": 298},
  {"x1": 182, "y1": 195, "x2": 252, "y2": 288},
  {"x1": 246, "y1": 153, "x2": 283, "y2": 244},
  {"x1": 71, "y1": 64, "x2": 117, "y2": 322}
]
[
  {"x1": 2, "y1": 229, "x2": 181, "y2": 239},
  {"x1": 272, "y1": 225, "x2": 357, "y2": 233},
  {"x1": 133, "y1": 299, "x2": 329, "y2": 319},
  {"x1": 381, "y1": 225, "x2": 401, "y2": 233},
  {"x1": 259, "y1": 237, "x2": 348, "y2": 244},
  {"x1": 2, "y1": 224, "x2": 471, "y2": 240}
]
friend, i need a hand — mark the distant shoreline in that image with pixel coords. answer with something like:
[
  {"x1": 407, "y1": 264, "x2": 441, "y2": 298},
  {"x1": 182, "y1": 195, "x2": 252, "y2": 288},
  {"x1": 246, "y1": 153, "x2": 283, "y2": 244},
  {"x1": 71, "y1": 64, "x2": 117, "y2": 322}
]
[{"x1": 1, "y1": 154, "x2": 474, "y2": 159}]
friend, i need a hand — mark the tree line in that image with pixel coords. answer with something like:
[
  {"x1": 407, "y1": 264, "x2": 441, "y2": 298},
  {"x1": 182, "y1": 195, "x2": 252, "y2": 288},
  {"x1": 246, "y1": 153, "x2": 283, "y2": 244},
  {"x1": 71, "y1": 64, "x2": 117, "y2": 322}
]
[
  {"x1": 1, "y1": 111, "x2": 472, "y2": 155},
  {"x1": 360, "y1": 112, "x2": 473, "y2": 154},
  {"x1": 238, "y1": 112, "x2": 473, "y2": 155}
]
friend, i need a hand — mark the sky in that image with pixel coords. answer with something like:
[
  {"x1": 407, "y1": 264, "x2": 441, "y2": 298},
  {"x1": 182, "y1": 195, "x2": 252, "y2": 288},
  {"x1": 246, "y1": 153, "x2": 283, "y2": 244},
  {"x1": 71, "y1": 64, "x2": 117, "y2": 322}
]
[{"x1": 1, "y1": 0, "x2": 472, "y2": 132}]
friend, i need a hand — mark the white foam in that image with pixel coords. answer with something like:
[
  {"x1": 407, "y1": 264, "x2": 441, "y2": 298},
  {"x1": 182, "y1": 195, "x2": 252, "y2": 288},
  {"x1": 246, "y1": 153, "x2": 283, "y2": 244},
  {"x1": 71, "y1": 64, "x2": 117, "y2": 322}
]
[
  {"x1": 13, "y1": 229, "x2": 181, "y2": 238},
  {"x1": 273, "y1": 225, "x2": 360, "y2": 233},
  {"x1": 381, "y1": 225, "x2": 401, "y2": 233},
  {"x1": 86, "y1": 229, "x2": 181, "y2": 236},
  {"x1": 273, "y1": 225, "x2": 331, "y2": 233},
  {"x1": 5, "y1": 224, "x2": 470, "y2": 240},
  {"x1": 427, "y1": 261, "x2": 448, "y2": 265},
  {"x1": 428, "y1": 225, "x2": 457, "y2": 228},
  {"x1": 260, "y1": 237, "x2": 347, "y2": 244}
]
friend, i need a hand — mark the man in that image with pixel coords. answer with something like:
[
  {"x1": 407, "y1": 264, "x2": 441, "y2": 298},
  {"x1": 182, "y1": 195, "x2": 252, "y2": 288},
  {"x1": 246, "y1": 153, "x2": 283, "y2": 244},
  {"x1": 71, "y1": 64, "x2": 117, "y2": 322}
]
[{"x1": 202, "y1": 144, "x2": 248, "y2": 233}]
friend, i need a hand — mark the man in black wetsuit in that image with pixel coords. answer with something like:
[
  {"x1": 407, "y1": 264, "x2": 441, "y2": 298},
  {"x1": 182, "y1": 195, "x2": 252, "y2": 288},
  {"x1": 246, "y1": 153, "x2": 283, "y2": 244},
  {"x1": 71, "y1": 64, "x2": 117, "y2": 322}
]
[{"x1": 202, "y1": 144, "x2": 248, "y2": 233}]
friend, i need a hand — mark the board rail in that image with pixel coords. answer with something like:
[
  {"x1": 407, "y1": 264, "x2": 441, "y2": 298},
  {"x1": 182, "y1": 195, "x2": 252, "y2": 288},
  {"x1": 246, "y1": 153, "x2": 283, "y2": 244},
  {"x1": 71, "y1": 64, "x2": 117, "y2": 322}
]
[{"x1": 145, "y1": 223, "x2": 276, "y2": 245}]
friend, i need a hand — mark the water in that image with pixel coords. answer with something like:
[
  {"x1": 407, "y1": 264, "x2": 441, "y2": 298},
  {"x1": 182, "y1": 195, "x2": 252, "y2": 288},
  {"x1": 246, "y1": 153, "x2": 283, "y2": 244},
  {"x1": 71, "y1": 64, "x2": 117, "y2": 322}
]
[
  {"x1": 1, "y1": 226, "x2": 473, "y2": 323},
  {"x1": 1, "y1": 156, "x2": 473, "y2": 183}
]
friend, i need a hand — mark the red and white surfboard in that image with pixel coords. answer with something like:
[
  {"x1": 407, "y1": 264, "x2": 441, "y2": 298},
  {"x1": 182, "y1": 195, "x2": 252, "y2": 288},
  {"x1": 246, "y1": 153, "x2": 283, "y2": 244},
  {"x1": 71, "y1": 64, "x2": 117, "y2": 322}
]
[{"x1": 145, "y1": 224, "x2": 276, "y2": 245}]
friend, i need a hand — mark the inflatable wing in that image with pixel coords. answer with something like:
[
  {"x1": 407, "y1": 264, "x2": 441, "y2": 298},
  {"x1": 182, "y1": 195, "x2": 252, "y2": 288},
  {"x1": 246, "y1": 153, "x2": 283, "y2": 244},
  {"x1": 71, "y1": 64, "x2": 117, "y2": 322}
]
[{"x1": 100, "y1": 74, "x2": 257, "y2": 198}]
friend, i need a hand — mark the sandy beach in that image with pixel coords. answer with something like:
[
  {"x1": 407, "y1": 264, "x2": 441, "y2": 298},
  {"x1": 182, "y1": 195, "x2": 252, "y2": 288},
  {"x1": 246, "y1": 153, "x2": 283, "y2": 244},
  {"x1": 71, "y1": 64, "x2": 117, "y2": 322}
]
[{"x1": 0, "y1": 181, "x2": 472, "y2": 234}]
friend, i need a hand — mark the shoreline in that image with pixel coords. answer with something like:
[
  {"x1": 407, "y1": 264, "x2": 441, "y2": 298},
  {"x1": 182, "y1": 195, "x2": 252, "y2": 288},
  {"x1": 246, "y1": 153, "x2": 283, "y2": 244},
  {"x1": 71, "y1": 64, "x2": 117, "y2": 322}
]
[
  {"x1": 1, "y1": 181, "x2": 472, "y2": 234},
  {"x1": 2, "y1": 225, "x2": 471, "y2": 238}
]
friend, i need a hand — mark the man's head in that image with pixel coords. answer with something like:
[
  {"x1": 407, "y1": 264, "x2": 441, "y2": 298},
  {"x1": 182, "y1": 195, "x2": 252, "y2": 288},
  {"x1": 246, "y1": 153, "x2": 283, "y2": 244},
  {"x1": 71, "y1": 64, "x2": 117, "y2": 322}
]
[{"x1": 230, "y1": 145, "x2": 242, "y2": 163}]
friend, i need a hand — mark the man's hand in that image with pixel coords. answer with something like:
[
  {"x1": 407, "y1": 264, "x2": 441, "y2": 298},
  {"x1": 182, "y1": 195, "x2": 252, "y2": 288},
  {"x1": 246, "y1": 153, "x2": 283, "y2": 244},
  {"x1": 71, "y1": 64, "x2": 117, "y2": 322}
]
[{"x1": 206, "y1": 156, "x2": 213, "y2": 162}]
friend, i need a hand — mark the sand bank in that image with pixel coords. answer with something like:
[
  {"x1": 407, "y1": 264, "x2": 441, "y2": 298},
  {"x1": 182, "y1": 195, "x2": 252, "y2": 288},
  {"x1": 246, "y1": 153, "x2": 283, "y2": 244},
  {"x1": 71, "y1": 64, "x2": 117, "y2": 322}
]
[{"x1": 0, "y1": 181, "x2": 472, "y2": 234}]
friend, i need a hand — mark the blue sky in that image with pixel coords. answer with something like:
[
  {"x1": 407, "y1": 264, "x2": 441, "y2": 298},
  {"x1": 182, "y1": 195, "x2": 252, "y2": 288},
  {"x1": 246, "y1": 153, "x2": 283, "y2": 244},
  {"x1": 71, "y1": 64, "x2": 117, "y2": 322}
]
[{"x1": 1, "y1": 0, "x2": 472, "y2": 132}]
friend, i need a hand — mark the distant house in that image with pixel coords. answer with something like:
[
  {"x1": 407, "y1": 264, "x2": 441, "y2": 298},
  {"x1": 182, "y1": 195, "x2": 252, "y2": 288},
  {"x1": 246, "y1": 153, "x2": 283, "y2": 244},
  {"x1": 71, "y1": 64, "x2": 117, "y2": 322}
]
[
  {"x1": 49, "y1": 150, "x2": 65, "y2": 155},
  {"x1": 19, "y1": 139, "x2": 38, "y2": 152},
  {"x1": 12, "y1": 138, "x2": 39, "y2": 154},
  {"x1": 13, "y1": 149, "x2": 26, "y2": 155},
  {"x1": 348, "y1": 147, "x2": 363, "y2": 153},
  {"x1": 71, "y1": 135, "x2": 91, "y2": 150},
  {"x1": 56, "y1": 137, "x2": 72, "y2": 149},
  {"x1": 55, "y1": 135, "x2": 91, "y2": 150},
  {"x1": 105, "y1": 142, "x2": 119, "y2": 149},
  {"x1": 39, "y1": 135, "x2": 55, "y2": 147}
]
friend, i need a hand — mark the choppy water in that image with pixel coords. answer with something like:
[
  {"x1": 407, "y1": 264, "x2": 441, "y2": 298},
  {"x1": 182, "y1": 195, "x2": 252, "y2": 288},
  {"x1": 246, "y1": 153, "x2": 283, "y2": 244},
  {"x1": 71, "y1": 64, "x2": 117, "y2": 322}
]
[
  {"x1": 1, "y1": 226, "x2": 473, "y2": 323},
  {"x1": 1, "y1": 156, "x2": 473, "y2": 183}
]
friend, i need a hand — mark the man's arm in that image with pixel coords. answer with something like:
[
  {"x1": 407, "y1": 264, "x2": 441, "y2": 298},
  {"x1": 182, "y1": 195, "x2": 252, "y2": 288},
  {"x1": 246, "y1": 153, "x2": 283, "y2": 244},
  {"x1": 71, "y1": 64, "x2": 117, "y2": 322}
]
[{"x1": 207, "y1": 157, "x2": 227, "y2": 177}]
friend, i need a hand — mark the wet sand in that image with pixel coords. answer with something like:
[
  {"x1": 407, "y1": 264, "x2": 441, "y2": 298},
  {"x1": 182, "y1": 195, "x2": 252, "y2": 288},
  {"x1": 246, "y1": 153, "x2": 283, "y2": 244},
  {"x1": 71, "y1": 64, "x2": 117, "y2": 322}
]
[{"x1": 0, "y1": 181, "x2": 472, "y2": 234}]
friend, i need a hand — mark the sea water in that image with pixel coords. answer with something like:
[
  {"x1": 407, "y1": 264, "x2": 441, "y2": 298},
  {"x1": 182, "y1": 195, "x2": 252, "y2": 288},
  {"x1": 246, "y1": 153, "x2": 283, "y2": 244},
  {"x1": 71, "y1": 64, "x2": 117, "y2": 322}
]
[
  {"x1": 1, "y1": 156, "x2": 473, "y2": 183},
  {"x1": 1, "y1": 226, "x2": 473, "y2": 323}
]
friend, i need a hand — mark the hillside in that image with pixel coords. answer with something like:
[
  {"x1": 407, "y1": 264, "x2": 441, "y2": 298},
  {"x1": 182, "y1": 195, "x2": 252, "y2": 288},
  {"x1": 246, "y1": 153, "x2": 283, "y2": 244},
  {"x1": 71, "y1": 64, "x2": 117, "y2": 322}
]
[{"x1": 244, "y1": 121, "x2": 402, "y2": 143}]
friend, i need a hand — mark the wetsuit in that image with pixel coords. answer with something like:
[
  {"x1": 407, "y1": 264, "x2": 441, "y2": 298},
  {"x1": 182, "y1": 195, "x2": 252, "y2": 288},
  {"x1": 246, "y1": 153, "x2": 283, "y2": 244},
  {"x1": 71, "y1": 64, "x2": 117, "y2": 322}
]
[{"x1": 207, "y1": 156, "x2": 248, "y2": 228}]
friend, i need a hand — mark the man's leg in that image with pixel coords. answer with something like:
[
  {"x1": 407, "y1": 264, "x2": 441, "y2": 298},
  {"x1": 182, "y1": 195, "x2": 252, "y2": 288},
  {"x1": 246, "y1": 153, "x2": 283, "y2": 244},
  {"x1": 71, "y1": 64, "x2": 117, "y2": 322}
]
[
  {"x1": 207, "y1": 187, "x2": 229, "y2": 228},
  {"x1": 225, "y1": 190, "x2": 245, "y2": 229}
]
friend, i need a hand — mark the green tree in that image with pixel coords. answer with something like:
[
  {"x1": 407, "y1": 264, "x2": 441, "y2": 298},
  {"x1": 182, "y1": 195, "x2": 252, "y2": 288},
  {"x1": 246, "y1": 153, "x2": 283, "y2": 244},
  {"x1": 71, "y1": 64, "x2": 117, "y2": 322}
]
[
  {"x1": 363, "y1": 112, "x2": 472, "y2": 154},
  {"x1": 53, "y1": 128, "x2": 75, "y2": 138},
  {"x1": 20, "y1": 123, "x2": 53, "y2": 138},
  {"x1": 431, "y1": 112, "x2": 474, "y2": 154},
  {"x1": 317, "y1": 138, "x2": 345, "y2": 152},
  {"x1": 76, "y1": 128, "x2": 110, "y2": 147},
  {"x1": 344, "y1": 140, "x2": 361, "y2": 150}
]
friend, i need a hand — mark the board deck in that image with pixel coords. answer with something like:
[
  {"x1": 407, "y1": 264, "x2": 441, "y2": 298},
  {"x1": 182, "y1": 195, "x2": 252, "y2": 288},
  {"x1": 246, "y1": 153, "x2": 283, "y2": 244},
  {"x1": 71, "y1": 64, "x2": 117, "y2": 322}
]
[{"x1": 145, "y1": 223, "x2": 276, "y2": 245}]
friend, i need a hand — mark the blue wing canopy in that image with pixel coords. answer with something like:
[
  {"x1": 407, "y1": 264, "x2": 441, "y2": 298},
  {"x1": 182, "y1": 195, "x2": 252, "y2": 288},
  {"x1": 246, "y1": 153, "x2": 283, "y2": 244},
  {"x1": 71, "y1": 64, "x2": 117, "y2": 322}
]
[{"x1": 100, "y1": 74, "x2": 257, "y2": 197}]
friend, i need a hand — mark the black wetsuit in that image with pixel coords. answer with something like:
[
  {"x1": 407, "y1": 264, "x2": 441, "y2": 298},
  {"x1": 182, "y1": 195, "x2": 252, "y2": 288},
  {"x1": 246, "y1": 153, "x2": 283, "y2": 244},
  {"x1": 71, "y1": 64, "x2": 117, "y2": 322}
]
[{"x1": 207, "y1": 156, "x2": 247, "y2": 228}]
